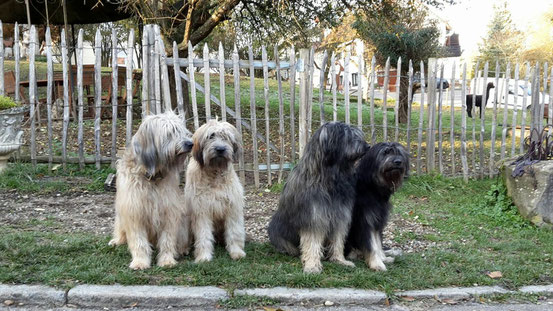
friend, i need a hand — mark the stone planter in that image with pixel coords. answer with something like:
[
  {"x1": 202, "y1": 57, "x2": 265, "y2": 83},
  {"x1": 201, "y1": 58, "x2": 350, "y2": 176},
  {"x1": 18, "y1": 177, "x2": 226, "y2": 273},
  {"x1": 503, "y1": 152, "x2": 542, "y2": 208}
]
[
  {"x1": 0, "y1": 106, "x2": 27, "y2": 172},
  {"x1": 502, "y1": 159, "x2": 553, "y2": 228}
]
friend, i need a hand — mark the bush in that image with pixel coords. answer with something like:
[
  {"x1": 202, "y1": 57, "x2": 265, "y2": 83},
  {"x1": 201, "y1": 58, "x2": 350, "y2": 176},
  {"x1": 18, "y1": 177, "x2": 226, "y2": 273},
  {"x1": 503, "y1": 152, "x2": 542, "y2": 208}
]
[{"x1": 0, "y1": 96, "x2": 18, "y2": 110}]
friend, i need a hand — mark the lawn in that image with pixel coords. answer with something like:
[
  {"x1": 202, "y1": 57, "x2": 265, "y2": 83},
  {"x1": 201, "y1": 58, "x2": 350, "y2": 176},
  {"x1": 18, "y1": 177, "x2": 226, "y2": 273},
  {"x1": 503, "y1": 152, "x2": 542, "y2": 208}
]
[{"x1": 1, "y1": 168, "x2": 552, "y2": 296}]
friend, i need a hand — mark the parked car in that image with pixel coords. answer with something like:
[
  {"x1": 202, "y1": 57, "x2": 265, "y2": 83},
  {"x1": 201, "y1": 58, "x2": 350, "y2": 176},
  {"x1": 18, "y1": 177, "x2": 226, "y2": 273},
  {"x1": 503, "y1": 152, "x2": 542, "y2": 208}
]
[{"x1": 413, "y1": 73, "x2": 450, "y2": 90}]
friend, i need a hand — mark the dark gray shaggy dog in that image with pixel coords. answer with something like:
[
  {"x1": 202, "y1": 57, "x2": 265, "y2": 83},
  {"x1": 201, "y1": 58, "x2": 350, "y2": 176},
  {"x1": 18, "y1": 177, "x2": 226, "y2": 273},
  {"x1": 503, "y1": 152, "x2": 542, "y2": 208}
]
[
  {"x1": 268, "y1": 122, "x2": 368, "y2": 273},
  {"x1": 345, "y1": 142, "x2": 409, "y2": 271}
]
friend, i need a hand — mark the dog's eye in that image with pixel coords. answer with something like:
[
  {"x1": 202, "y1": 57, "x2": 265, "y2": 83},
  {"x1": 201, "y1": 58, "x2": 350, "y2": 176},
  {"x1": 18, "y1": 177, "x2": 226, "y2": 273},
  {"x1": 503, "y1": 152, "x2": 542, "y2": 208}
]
[{"x1": 209, "y1": 133, "x2": 215, "y2": 139}]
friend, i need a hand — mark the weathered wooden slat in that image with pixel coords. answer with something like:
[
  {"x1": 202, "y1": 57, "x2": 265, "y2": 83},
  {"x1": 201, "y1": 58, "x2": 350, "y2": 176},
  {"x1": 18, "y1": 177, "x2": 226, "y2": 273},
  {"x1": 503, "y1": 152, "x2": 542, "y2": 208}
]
[
  {"x1": 188, "y1": 41, "x2": 199, "y2": 129},
  {"x1": 126, "y1": 29, "x2": 135, "y2": 145},
  {"x1": 427, "y1": 61, "x2": 438, "y2": 173},
  {"x1": 159, "y1": 34, "x2": 171, "y2": 113},
  {"x1": 153, "y1": 27, "x2": 162, "y2": 113},
  {"x1": 173, "y1": 42, "x2": 185, "y2": 118},
  {"x1": 549, "y1": 67, "x2": 553, "y2": 138},
  {"x1": 344, "y1": 50, "x2": 351, "y2": 124},
  {"x1": 540, "y1": 63, "x2": 548, "y2": 129},
  {"x1": 141, "y1": 26, "x2": 149, "y2": 117},
  {"x1": 358, "y1": 45, "x2": 364, "y2": 130},
  {"x1": 299, "y1": 48, "x2": 309, "y2": 157},
  {"x1": 510, "y1": 63, "x2": 520, "y2": 156},
  {"x1": 218, "y1": 42, "x2": 226, "y2": 122},
  {"x1": 61, "y1": 29, "x2": 70, "y2": 169},
  {"x1": 110, "y1": 29, "x2": 118, "y2": 169},
  {"x1": 203, "y1": 43, "x2": 211, "y2": 120},
  {"x1": 406, "y1": 60, "x2": 413, "y2": 155},
  {"x1": 369, "y1": 56, "x2": 376, "y2": 144},
  {"x1": 76, "y1": 29, "x2": 85, "y2": 170},
  {"x1": 307, "y1": 47, "x2": 315, "y2": 137},
  {"x1": 45, "y1": 27, "x2": 54, "y2": 168},
  {"x1": 94, "y1": 29, "x2": 102, "y2": 170},
  {"x1": 28, "y1": 26, "x2": 37, "y2": 167},
  {"x1": 530, "y1": 64, "x2": 540, "y2": 133},
  {"x1": 0, "y1": 20, "x2": 4, "y2": 95},
  {"x1": 261, "y1": 46, "x2": 272, "y2": 185},
  {"x1": 449, "y1": 61, "x2": 456, "y2": 176},
  {"x1": 460, "y1": 63, "x2": 469, "y2": 182},
  {"x1": 148, "y1": 26, "x2": 156, "y2": 114},
  {"x1": 331, "y1": 52, "x2": 337, "y2": 122},
  {"x1": 319, "y1": 50, "x2": 328, "y2": 125},
  {"x1": 14, "y1": 23, "x2": 20, "y2": 102},
  {"x1": 519, "y1": 63, "x2": 530, "y2": 154},
  {"x1": 249, "y1": 46, "x2": 260, "y2": 188},
  {"x1": 500, "y1": 63, "x2": 511, "y2": 160},
  {"x1": 166, "y1": 58, "x2": 294, "y2": 70},
  {"x1": 416, "y1": 61, "x2": 426, "y2": 174},
  {"x1": 289, "y1": 46, "x2": 297, "y2": 162},
  {"x1": 479, "y1": 62, "x2": 489, "y2": 178},
  {"x1": 437, "y1": 64, "x2": 444, "y2": 174},
  {"x1": 395, "y1": 57, "x2": 401, "y2": 141},
  {"x1": 275, "y1": 45, "x2": 285, "y2": 183},
  {"x1": 470, "y1": 61, "x2": 480, "y2": 175},
  {"x1": 232, "y1": 44, "x2": 245, "y2": 183},
  {"x1": 382, "y1": 57, "x2": 390, "y2": 140},
  {"x1": 489, "y1": 61, "x2": 500, "y2": 177}
]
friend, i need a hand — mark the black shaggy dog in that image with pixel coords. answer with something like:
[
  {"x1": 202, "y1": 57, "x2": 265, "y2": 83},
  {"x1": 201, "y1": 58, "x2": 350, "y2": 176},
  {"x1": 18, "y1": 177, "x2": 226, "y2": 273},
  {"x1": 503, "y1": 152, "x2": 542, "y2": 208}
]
[
  {"x1": 466, "y1": 82, "x2": 494, "y2": 118},
  {"x1": 345, "y1": 142, "x2": 409, "y2": 271},
  {"x1": 268, "y1": 122, "x2": 368, "y2": 273}
]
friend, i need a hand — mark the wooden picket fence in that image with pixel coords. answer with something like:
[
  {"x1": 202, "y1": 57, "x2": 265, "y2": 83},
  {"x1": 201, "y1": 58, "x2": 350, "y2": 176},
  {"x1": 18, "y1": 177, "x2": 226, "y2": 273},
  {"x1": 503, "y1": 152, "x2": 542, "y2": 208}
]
[{"x1": 2, "y1": 23, "x2": 553, "y2": 186}]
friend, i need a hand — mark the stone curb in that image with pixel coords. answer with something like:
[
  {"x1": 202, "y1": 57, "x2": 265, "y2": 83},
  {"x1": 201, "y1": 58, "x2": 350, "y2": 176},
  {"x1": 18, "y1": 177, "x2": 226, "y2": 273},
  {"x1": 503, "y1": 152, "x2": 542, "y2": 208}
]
[
  {"x1": 235, "y1": 287, "x2": 386, "y2": 305},
  {"x1": 397, "y1": 286, "x2": 511, "y2": 300},
  {"x1": 0, "y1": 285, "x2": 66, "y2": 307},
  {"x1": 67, "y1": 285, "x2": 228, "y2": 308},
  {"x1": 519, "y1": 285, "x2": 553, "y2": 295}
]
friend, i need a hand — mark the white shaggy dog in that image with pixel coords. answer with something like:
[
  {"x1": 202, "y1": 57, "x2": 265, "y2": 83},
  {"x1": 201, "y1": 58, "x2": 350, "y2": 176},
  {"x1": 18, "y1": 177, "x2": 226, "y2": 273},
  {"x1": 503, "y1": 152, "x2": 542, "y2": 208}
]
[
  {"x1": 109, "y1": 111, "x2": 193, "y2": 270},
  {"x1": 185, "y1": 119, "x2": 245, "y2": 263}
]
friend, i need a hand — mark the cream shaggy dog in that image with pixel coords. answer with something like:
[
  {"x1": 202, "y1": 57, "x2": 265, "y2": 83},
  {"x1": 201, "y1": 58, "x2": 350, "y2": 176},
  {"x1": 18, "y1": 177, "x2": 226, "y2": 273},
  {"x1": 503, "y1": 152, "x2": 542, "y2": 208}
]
[
  {"x1": 185, "y1": 119, "x2": 245, "y2": 263},
  {"x1": 108, "y1": 111, "x2": 193, "y2": 270}
]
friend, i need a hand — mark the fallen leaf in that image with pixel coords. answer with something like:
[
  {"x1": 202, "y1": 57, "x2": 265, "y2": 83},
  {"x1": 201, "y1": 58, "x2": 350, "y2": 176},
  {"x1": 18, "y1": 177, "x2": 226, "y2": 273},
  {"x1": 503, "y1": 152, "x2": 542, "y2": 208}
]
[
  {"x1": 402, "y1": 296, "x2": 416, "y2": 302},
  {"x1": 486, "y1": 271, "x2": 502, "y2": 279},
  {"x1": 3, "y1": 300, "x2": 14, "y2": 306},
  {"x1": 441, "y1": 299, "x2": 458, "y2": 305}
]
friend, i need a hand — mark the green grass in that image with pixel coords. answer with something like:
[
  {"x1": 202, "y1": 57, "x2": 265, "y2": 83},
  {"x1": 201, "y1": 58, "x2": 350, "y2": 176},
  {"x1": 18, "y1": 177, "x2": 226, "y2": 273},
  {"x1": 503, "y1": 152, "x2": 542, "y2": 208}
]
[
  {"x1": 2, "y1": 175, "x2": 553, "y2": 293},
  {"x1": 0, "y1": 163, "x2": 114, "y2": 193}
]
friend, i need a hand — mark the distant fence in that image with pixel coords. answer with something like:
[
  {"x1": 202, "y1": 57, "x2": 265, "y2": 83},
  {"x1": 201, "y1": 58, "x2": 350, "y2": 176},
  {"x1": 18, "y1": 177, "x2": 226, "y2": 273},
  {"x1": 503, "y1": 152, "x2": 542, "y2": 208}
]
[{"x1": 2, "y1": 22, "x2": 552, "y2": 187}]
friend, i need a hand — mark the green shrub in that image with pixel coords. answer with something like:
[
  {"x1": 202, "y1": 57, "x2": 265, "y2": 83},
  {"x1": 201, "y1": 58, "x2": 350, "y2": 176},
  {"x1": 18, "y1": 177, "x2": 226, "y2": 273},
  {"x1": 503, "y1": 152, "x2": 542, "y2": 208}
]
[{"x1": 0, "y1": 96, "x2": 18, "y2": 110}]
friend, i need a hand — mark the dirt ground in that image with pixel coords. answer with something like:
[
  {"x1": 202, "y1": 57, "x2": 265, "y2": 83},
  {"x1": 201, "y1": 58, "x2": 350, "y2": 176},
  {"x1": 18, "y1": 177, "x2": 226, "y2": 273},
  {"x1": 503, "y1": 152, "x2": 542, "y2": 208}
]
[{"x1": 0, "y1": 187, "x2": 439, "y2": 253}]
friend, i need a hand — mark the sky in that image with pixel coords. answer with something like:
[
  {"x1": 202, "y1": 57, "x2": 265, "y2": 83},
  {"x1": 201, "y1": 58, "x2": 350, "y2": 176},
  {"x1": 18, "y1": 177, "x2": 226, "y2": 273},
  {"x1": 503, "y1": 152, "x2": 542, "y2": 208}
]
[{"x1": 440, "y1": 0, "x2": 553, "y2": 58}]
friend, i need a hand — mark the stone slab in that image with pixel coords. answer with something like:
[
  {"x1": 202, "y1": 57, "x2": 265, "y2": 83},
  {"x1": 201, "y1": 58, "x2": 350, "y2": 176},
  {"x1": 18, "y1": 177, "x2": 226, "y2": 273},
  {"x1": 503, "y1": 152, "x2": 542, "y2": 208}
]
[
  {"x1": 235, "y1": 287, "x2": 386, "y2": 305},
  {"x1": 519, "y1": 285, "x2": 553, "y2": 294},
  {"x1": 397, "y1": 286, "x2": 510, "y2": 300},
  {"x1": 0, "y1": 284, "x2": 65, "y2": 307}
]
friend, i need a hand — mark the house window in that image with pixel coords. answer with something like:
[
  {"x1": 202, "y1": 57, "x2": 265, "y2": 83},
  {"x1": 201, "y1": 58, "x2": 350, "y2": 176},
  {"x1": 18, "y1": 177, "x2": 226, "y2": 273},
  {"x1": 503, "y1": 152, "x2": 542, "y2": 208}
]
[{"x1": 351, "y1": 73, "x2": 358, "y2": 87}]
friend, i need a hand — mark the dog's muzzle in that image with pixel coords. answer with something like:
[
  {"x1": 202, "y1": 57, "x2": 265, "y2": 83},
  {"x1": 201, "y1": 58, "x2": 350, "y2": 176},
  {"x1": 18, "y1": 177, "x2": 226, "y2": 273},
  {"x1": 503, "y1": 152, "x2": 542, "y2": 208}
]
[
  {"x1": 181, "y1": 140, "x2": 194, "y2": 154},
  {"x1": 214, "y1": 145, "x2": 227, "y2": 156}
]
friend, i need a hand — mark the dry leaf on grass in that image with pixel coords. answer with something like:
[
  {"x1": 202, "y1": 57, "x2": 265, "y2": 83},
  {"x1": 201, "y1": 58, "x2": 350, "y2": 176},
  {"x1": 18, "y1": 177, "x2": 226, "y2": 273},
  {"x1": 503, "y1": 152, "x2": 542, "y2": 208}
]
[{"x1": 486, "y1": 271, "x2": 503, "y2": 279}]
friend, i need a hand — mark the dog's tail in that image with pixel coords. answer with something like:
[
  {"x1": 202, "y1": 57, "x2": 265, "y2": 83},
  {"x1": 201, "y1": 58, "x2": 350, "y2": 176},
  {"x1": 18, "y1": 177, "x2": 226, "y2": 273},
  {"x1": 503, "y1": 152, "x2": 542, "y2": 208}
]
[{"x1": 268, "y1": 213, "x2": 300, "y2": 256}]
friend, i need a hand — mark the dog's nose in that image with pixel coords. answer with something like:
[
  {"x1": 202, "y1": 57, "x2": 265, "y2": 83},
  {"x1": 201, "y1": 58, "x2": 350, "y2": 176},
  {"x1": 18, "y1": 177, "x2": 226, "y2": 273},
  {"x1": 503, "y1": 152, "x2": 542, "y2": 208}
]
[
  {"x1": 183, "y1": 140, "x2": 193, "y2": 151},
  {"x1": 393, "y1": 159, "x2": 403, "y2": 166},
  {"x1": 215, "y1": 146, "x2": 226, "y2": 154}
]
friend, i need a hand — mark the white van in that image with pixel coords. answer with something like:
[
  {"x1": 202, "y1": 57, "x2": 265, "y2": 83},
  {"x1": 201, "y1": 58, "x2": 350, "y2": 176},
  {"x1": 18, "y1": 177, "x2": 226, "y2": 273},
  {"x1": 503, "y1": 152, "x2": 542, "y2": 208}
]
[{"x1": 469, "y1": 78, "x2": 550, "y2": 110}]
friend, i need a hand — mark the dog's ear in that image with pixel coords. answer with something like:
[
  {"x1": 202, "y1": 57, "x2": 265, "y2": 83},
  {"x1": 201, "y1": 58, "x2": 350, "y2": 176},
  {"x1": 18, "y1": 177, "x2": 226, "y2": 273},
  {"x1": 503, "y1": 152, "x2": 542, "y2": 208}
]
[
  {"x1": 192, "y1": 133, "x2": 204, "y2": 166},
  {"x1": 133, "y1": 132, "x2": 158, "y2": 178}
]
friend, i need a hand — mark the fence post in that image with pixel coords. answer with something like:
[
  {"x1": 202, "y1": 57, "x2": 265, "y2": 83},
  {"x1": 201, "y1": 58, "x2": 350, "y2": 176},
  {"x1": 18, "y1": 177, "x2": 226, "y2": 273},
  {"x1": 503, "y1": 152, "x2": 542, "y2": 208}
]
[{"x1": 298, "y1": 48, "x2": 310, "y2": 158}]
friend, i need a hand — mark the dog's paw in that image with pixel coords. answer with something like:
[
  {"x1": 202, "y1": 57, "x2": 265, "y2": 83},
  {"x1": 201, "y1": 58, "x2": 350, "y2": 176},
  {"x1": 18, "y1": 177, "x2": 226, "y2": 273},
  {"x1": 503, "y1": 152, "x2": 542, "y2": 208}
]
[
  {"x1": 129, "y1": 259, "x2": 151, "y2": 270},
  {"x1": 108, "y1": 238, "x2": 123, "y2": 247},
  {"x1": 368, "y1": 259, "x2": 387, "y2": 271},
  {"x1": 331, "y1": 258, "x2": 356, "y2": 267},
  {"x1": 303, "y1": 261, "x2": 323, "y2": 274},
  {"x1": 194, "y1": 253, "x2": 213, "y2": 263},
  {"x1": 229, "y1": 249, "x2": 246, "y2": 260},
  {"x1": 384, "y1": 248, "x2": 403, "y2": 257},
  {"x1": 382, "y1": 256, "x2": 395, "y2": 264},
  {"x1": 157, "y1": 255, "x2": 177, "y2": 268}
]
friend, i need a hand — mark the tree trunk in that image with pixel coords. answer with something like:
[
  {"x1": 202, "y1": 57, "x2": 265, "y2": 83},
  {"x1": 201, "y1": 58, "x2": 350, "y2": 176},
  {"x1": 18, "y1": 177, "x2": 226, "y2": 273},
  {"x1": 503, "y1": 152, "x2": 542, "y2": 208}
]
[{"x1": 398, "y1": 70, "x2": 410, "y2": 124}]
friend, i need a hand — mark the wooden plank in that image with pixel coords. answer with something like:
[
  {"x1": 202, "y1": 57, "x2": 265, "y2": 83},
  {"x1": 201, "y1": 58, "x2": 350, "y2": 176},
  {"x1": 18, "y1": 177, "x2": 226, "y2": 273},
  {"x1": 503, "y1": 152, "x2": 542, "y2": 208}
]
[
  {"x1": 427, "y1": 61, "x2": 438, "y2": 173},
  {"x1": 159, "y1": 34, "x2": 171, "y2": 112},
  {"x1": 406, "y1": 60, "x2": 413, "y2": 155},
  {"x1": 46, "y1": 27, "x2": 54, "y2": 169},
  {"x1": 395, "y1": 57, "x2": 401, "y2": 141},
  {"x1": 319, "y1": 50, "x2": 328, "y2": 125},
  {"x1": 148, "y1": 26, "x2": 156, "y2": 114},
  {"x1": 167, "y1": 57, "x2": 294, "y2": 70},
  {"x1": 249, "y1": 46, "x2": 260, "y2": 188},
  {"x1": 153, "y1": 27, "x2": 161, "y2": 113},
  {"x1": 460, "y1": 63, "x2": 469, "y2": 182},
  {"x1": 126, "y1": 29, "x2": 135, "y2": 145},
  {"x1": 489, "y1": 61, "x2": 500, "y2": 177},
  {"x1": 232, "y1": 44, "x2": 245, "y2": 183},
  {"x1": 510, "y1": 63, "x2": 520, "y2": 156},
  {"x1": 449, "y1": 61, "x2": 456, "y2": 176},
  {"x1": 500, "y1": 63, "x2": 511, "y2": 160},
  {"x1": 540, "y1": 63, "x2": 548, "y2": 129},
  {"x1": 479, "y1": 62, "x2": 489, "y2": 178},
  {"x1": 416, "y1": 61, "x2": 425, "y2": 175},
  {"x1": 218, "y1": 42, "x2": 226, "y2": 122},
  {"x1": 299, "y1": 48, "x2": 309, "y2": 157},
  {"x1": 382, "y1": 57, "x2": 390, "y2": 141},
  {"x1": 141, "y1": 26, "x2": 149, "y2": 117},
  {"x1": 470, "y1": 61, "x2": 480, "y2": 175},
  {"x1": 173, "y1": 42, "x2": 185, "y2": 118},
  {"x1": 369, "y1": 56, "x2": 376, "y2": 144},
  {"x1": 530, "y1": 64, "x2": 539, "y2": 133},
  {"x1": 29, "y1": 26, "x2": 36, "y2": 167},
  {"x1": 331, "y1": 52, "x2": 337, "y2": 122},
  {"x1": 307, "y1": 47, "x2": 315, "y2": 137},
  {"x1": 261, "y1": 46, "x2": 271, "y2": 185},
  {"x1": 94, "y1": 29, "x2": 102, "y2": 170},
  {"x1": 519, "y1": 62, "x2": 530, "y2": 154},
  {"x1": 188, "y1": 41, "x2": 199, "y2": 129},
  {"x1": 76, "y1": 29, "x2": 85, "y2": 170},
  {"x1": 358, "y1": 44, "x2": 364, "y2": 130},
  {"x1": 203, "y1": 43, "x2": 211, "y2": 120},
  {"x1": 61, "y1": 29, "x2": 70, "y2": 169},
  {"x1": 0, "y1": 20, "x2": 3, "y2": 95},
  {"x1": 344, "y1": 50, "x2": 351, "y2": 124},
  {"x1": 275, "y1": 45, "x2": 285, "y2": 183},
  {"x1": 289, "y1": 46, "x2": 297, "y2": 162},
  {"x1": 437, "y1": 64, "x2": 444, "y2": 174},
  {"x1": 110, "y1": 28, "x2": 118, "y2": 169},
  {"x1": 549, "y1": 67, "x2": 553, "y2": 138},
  {"x1": 14, "y1": 23, "x2": 20, "y2": 102}
]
